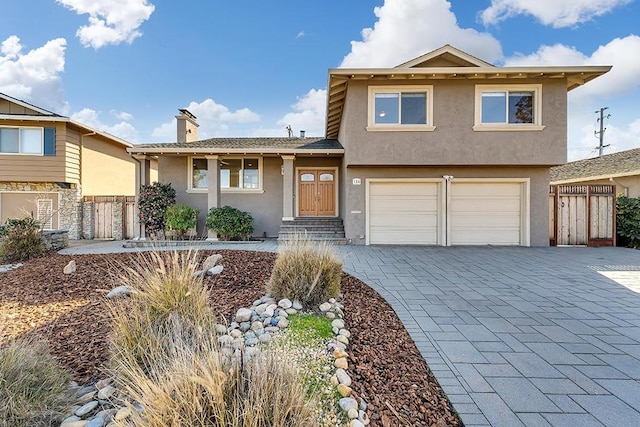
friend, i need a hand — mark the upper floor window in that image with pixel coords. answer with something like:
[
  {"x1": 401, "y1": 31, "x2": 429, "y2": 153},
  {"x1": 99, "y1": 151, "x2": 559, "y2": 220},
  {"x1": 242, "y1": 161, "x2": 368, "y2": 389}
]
[
  {"x1": 367, "y1": 86, "x2": 435, "y2": 131},
  {"x1": 474, "y1": 84, "x2": 544, "y2": 131},
  {"x1": 189, "y1": 157, "x2": 262, "y2": 192},
  {"x1": 0, "y1": 127, "x2": 44, "y2": 154}
]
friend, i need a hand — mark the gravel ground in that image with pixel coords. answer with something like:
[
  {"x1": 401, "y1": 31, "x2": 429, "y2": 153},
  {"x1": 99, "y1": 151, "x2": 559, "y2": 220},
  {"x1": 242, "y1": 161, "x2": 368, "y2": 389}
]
[{"x1": 0, "y1": 250, "x2": 460, "y2": 426}]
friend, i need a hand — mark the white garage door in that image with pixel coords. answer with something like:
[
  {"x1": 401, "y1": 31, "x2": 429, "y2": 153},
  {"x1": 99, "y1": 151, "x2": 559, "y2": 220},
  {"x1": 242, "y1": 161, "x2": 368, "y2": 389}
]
[
  {"x1": 449, "y1": 182, "x2": 523, "y2": 245},
  {"x1": 368, "y1": 181, "x2": 440, "y2": 245}
]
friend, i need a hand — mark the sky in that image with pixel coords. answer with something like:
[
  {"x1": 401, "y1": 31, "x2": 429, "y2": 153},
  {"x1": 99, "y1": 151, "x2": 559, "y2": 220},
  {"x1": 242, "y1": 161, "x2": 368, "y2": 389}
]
[{"x1": 1, "y1": 0, "x2": 639, "y2": 161}]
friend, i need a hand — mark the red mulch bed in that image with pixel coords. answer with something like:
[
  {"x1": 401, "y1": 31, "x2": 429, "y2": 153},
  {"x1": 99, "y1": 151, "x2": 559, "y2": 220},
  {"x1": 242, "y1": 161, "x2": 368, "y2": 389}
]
[{"x1": 0, "y1": 250, "x2": 460, "y2": 426}]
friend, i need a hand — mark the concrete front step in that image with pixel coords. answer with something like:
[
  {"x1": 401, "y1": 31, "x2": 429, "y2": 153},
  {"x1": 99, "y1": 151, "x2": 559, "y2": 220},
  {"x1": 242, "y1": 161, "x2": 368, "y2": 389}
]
[{"x1": 278, "y1": 218, "x2": 346, "y2": 244}]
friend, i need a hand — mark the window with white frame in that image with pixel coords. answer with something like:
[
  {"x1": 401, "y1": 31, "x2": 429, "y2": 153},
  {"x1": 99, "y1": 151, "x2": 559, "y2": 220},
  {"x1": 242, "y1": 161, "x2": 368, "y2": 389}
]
[
  {"x1": 474, "y1": 84, "x2": 543, "y2": 130},
  {"x1": 189, "y1": 157, "x2": 262, "y2": 191},
  {"x1": 368, "y1": 86, "x2": 434, "y2": 130},
  {"x1": 0, "y1": 127, "x2": 44, "y2": 154}
]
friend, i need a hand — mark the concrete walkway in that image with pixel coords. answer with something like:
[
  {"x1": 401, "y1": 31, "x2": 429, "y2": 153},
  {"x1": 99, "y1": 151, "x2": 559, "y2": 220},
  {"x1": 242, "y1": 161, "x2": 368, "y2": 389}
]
[{"x1": 61, "y1": 242, "x2": 640, "y2": 426}]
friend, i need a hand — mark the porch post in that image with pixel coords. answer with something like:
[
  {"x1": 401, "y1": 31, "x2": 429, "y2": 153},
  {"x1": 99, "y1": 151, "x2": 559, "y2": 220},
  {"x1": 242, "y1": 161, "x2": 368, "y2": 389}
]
[
  {"x1": 206, "y1": 155, "x2": 221, "y2": 240},
  {"x1": 281, "y1": 155, "x2": 295, "y2": 220},
  {"x1": 133, "y1": 154, "x2": 152, "y2": 239}
]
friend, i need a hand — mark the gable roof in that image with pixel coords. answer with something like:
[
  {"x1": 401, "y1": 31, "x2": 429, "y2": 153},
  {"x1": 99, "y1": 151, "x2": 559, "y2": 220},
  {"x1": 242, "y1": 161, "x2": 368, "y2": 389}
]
[
  {"x1": 128, "y1": 137, "x2": 344, "y2": 155},
  {"x1": 0, "y1": 92, "x2": 132, "y2": 148},
  {"x1": 551, "y1": 148, "x2": 640, "y2": 183},
  {"x1": 395, "y1": 44, "x2": 494, "y2": 69},
  {"x1": 325, "y1": 45, "x2": 611, "y2": 139},
  {"x1": 0, "y1": 92, "x2": 61, "y2": 116}
]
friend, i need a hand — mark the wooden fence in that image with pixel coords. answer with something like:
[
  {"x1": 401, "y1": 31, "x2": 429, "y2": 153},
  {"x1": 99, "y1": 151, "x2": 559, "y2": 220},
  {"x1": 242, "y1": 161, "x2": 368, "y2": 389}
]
[
  {"x1": 549, "y1": 184, "x2": 616, "y2": 246},
  {"x1": 83, "y1": 196, "x2": 136, "y2": 240}
]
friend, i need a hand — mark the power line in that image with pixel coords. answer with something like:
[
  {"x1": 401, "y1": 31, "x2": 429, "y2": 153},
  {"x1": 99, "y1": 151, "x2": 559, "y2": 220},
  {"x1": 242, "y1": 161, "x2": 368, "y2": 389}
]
[{"x1": 594, "y1": 107, "x2": 611, "y2": 157}]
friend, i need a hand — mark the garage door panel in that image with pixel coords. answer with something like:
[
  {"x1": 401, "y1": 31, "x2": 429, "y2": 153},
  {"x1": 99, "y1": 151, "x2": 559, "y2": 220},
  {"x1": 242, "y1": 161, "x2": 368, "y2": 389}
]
[
  {"x1": 450, "y1": 182, "x2": 523, "y2": 246},
  {"x1": 369, "y1": 182, "x2": 440, "y2": 245}
]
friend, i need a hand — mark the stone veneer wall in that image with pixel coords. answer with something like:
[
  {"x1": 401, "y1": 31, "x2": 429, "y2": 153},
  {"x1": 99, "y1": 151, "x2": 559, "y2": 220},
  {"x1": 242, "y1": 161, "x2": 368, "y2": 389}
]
[
  {"x1": 0, "y1": 182, "x2": 82, "y2": 239},
  {"x1": 42, "y1": 230, "x2": 69, "y2": 250},
  {"x1": 82, "y1": 201, "x2": 95, "y2": 240}
]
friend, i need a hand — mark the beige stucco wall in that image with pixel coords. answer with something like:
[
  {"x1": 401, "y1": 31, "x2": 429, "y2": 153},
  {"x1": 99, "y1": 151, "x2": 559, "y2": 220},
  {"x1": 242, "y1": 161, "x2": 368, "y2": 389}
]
[
  {"x1": 157, "y1": 155, "x2": 342, "y2": 238},
  {"x1": 80, "y1": 133, "x2": 137, "y2": 196},
  {"x1": 340, "y1": 79, "x2": 567, "y2": 167},
  {"x1": 555, "y1": 176, "x2": 640, "y2": 198},
  {"x1": 342, "y1": 166, "x2": 550, "y2": 246}
]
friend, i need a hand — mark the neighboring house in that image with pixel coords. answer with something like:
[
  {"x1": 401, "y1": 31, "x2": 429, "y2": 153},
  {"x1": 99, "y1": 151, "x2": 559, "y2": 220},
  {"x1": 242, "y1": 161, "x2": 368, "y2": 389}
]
[
  {"x1": 551, "y1": 148, "x2": 640, "y2": 197},
  {"x1": 0, "y1": 92, "x2": 157, "y2": 239},
  {"x1": 129, "y1": 45, "x2": 609, "y2": 246}
]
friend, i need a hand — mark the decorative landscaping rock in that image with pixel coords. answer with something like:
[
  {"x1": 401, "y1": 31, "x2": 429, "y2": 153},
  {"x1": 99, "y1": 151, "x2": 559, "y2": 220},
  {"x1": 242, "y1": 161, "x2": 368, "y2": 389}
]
[
  {"x1": 348, "y1": 408, "x2": 359, "y2": 419},
  {"x1": 337, "y1": 383, "x2": 352, "y2": 397},
  {"x1": 202, "y1": 254, "x2": 223, "y2": 271},
  {"x1": 319, "y1": 302, "x2": 332, "y2": 312},
  {"x1": 215, "y1": 324, "x2": 227, "y2": 335},
  {"x1": 278, "y1": 298, "x2": 292, "y2": 309},
  {"x1": 61, "y1": 415, "x2": 82, "y2": 425},
  {"x1": 336, "y1": 368, "x2": 351, "y2": 386},
  {"x1": 292, "y1": 300, "x2": 303, "y2": 310},
  {"x1": 277, "y1": 318, "x2": 289, "y2": 328},
  {"x1": 206, "y1": 265, "x2": 223, "y2": 276},
  {"x1": 75, "y1": 400, "x2": 99, "y2": 417},
  {"x1": 97, "y1": 385, "x2": 116, "y2": 400},
  {"x1": 339, "y1": 397, "x2": 358, "y2": 413},
  {"x1": 351, "y1": 420, "x2": 365, "y2": 427},
  {"x1": 331, "y1": 319, "x2": 345, "y2": 329},
  {"x1": 335, "y1": 357, "x2": 348, "y2": 369},
  {"x1": 106, "y1": 285, "x2": 131, "y2": 299},
  {"x1": 235, "y1": 308, "x2": 252, "y2": 322},
  {"x1": 0, "y1": 263, "x2": 22, "y2": 273},
  {"x1": 64, "y1": 260, "x2": 77, "y2": 274}
]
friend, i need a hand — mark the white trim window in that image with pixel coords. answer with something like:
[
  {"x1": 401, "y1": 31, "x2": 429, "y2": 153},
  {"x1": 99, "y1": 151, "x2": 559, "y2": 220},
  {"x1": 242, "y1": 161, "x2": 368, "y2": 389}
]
[
  {"x1": 0, "y1": 126, "x2": 44, "y2": 154},
  {"x1": 474, "y1": 84, "x2": 544, "y2": 131},
  {"x1": 367, "y1": 86, "x2": 435, "y2": 131},
  {"x1": 189, "y1": 157, "x2": 263, "y2": 192}
]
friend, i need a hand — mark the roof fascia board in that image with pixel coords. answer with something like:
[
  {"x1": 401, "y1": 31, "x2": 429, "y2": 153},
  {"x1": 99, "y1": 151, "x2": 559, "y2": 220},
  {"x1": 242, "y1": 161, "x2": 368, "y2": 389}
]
[
  {"x1": 0, "y1": 114, "x2": 68, "y2": 122},
  {"x1": 330, "y1": 65, "x2": 612, "y2": 75},
  {"x1": 395, "y1": 45, "x2": 494, "y2": 68},
  {"x1": 0, "y1": 93, "x2": 59, "y2": 116},
  {"x1": 127, "y1": 147, "x2": 344, "y2": 155},
  {"x1": 551, "y1": 170, "x2": 640, "y2": 184}
]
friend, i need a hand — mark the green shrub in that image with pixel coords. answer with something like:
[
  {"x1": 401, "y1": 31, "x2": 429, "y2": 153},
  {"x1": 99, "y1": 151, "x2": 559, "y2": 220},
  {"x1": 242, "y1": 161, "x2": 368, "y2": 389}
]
[
  {"x1": 138, "y1": 182, "x2": 176, "y2": 237},
  {"x1": 266, "y1": 235, "x2": 342, "y2": 310},
  {"x1": 0, "y1": 337, "x2": 71, "y2": 427},
  {"x1": 617, "y1": 195, "x2": 640, "y2": 248},
  {"x1": 0, "y1": 217, "x2": 45, "y2": 263},
  {"x1": 165, "y1": 204, "x2": 199, "y2": 239},
  {"x1": 205, "y1": 205, "x2": 254, "y2": 241}
]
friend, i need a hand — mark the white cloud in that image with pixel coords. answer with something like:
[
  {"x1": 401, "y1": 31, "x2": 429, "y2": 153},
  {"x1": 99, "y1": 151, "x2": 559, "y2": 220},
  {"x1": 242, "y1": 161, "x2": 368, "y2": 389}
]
[
  {"x1": 56, "y1": 0, "x2": 155, "y2": 49},
  {"x1": 504, "y1": 35, "x2": 640, "y2": 98},
  {"x1": 151, "y1": 98, "x2": 260, "y2": 140},
  {"x1": 110, "y1": 110, "x2": 133, "y2": 121},
  {"x1": 340, "y1": 0, "x2": 502, "y2": 68},
  {"x1": 71, "y1": 107, "x2": 138, "y2": 142},
  {"x1": 0, "y1": 36, "x2": 67, "y2": 112},
  {"x1": 569, "y1": 117, "x2": 640, "y2": 161},
  {"x1": 481, "y1": 0, "x2": 632, "y2": 28},
  {"x1": 277, "y1": 89, "x2": 327, "y2": 137},
  {"x1": 296, "y1": 31, "x2": 305, "y2": 38}
]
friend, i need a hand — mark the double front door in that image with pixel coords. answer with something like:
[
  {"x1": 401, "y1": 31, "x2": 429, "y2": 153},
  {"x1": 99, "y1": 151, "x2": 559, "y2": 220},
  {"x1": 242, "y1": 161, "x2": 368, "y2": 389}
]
[{"x1": 298, "y1": 169, "x2": 336, "y2": 216}]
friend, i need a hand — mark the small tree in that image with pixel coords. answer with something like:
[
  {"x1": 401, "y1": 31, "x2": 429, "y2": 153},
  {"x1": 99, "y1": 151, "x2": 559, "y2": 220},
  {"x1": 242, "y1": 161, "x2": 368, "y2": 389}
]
[
  {"x1": 138, "y1": 182, "x2": 176, "y2": 237},
  {"x1": 616, "y1": 195, "x2": 640, "y2": 248},
  {"x1": 205, "y1": 205, "x2": 254, "y2": 241},
  {"x1": 165, "y1": 204, "x2": 199, "y2": 239}
]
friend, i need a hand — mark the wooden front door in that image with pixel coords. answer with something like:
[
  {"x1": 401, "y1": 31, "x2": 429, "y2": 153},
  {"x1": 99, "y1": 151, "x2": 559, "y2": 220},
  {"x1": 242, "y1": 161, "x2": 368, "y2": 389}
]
[{"x1": 298, "y1": 170, "x2": 336, "y2": 216}]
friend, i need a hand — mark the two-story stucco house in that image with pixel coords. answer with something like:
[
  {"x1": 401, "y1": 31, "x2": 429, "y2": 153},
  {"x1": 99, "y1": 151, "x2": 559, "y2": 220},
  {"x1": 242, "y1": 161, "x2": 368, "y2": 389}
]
[
  {"x1": 128, "y1": 45, "x2": 610, "y2": 246},
  {"x1": 0, "y1": 92, "x2": 154, "y2": 239}
]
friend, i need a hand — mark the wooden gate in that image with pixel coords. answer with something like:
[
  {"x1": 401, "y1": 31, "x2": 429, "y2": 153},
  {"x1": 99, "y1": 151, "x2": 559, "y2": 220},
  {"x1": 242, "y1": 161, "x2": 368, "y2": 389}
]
[
  {"x1": 549, "y1": 185, "x2": 616, "y2": 246},
  {"x1": 85, "y1": 196, "x2": 136, "y2": 239}
]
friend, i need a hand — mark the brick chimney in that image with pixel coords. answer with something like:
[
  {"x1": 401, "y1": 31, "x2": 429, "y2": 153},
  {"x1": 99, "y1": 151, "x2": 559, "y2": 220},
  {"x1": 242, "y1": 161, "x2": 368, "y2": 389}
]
[{"x1": 176, "y1": 109, "x2": 199, "y2": 143}]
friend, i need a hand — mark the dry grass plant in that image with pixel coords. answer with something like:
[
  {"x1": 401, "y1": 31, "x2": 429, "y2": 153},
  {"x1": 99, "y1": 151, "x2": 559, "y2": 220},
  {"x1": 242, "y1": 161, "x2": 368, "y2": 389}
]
[
  {"x1": 267, "y1": 234, "x2": 342, "y2": 309},
  {"x1": 0, "y1": 336, "x2": 71, "y2": 427},
  {"x1": 109, "y1": 250, "x2": 319, "y2": 426}
]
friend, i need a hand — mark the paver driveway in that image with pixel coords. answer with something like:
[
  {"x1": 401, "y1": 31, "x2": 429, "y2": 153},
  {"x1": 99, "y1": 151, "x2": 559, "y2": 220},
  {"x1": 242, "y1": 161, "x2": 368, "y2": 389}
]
[
  {"x1": 340, "y1": 246, "x2": 640, "y2": 427},
  {"x1": 62, "y1": 242, "x2": 640, "y2": 426}
]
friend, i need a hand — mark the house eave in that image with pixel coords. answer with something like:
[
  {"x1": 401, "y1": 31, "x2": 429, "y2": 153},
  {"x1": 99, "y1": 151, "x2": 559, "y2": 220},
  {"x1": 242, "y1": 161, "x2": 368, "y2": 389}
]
[
  {"x1": 127, "y1": 147, "x2": 345, "y2": 156},
  {"x1": 551, "y1": 170, "x2": 640, "y2": 185},
  {"x1": 325, "y1": 65, "x2": 612, "y2": 139}
]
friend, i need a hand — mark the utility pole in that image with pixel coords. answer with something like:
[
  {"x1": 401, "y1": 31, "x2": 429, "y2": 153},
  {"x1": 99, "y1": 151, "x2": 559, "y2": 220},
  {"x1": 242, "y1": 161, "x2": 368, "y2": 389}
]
[{"x1": 594, "y1": 107, "x2": 611, "y2": 157}]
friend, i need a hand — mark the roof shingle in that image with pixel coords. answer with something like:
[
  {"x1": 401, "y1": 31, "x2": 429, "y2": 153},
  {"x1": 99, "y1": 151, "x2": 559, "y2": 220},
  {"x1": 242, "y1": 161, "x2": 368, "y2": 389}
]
[
  {"x1": 551, "y1": 147, "x2": 640, "y2": 182},
  {"x1": 130, "y1": 137, "x2": 343, "y2": 153}
]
